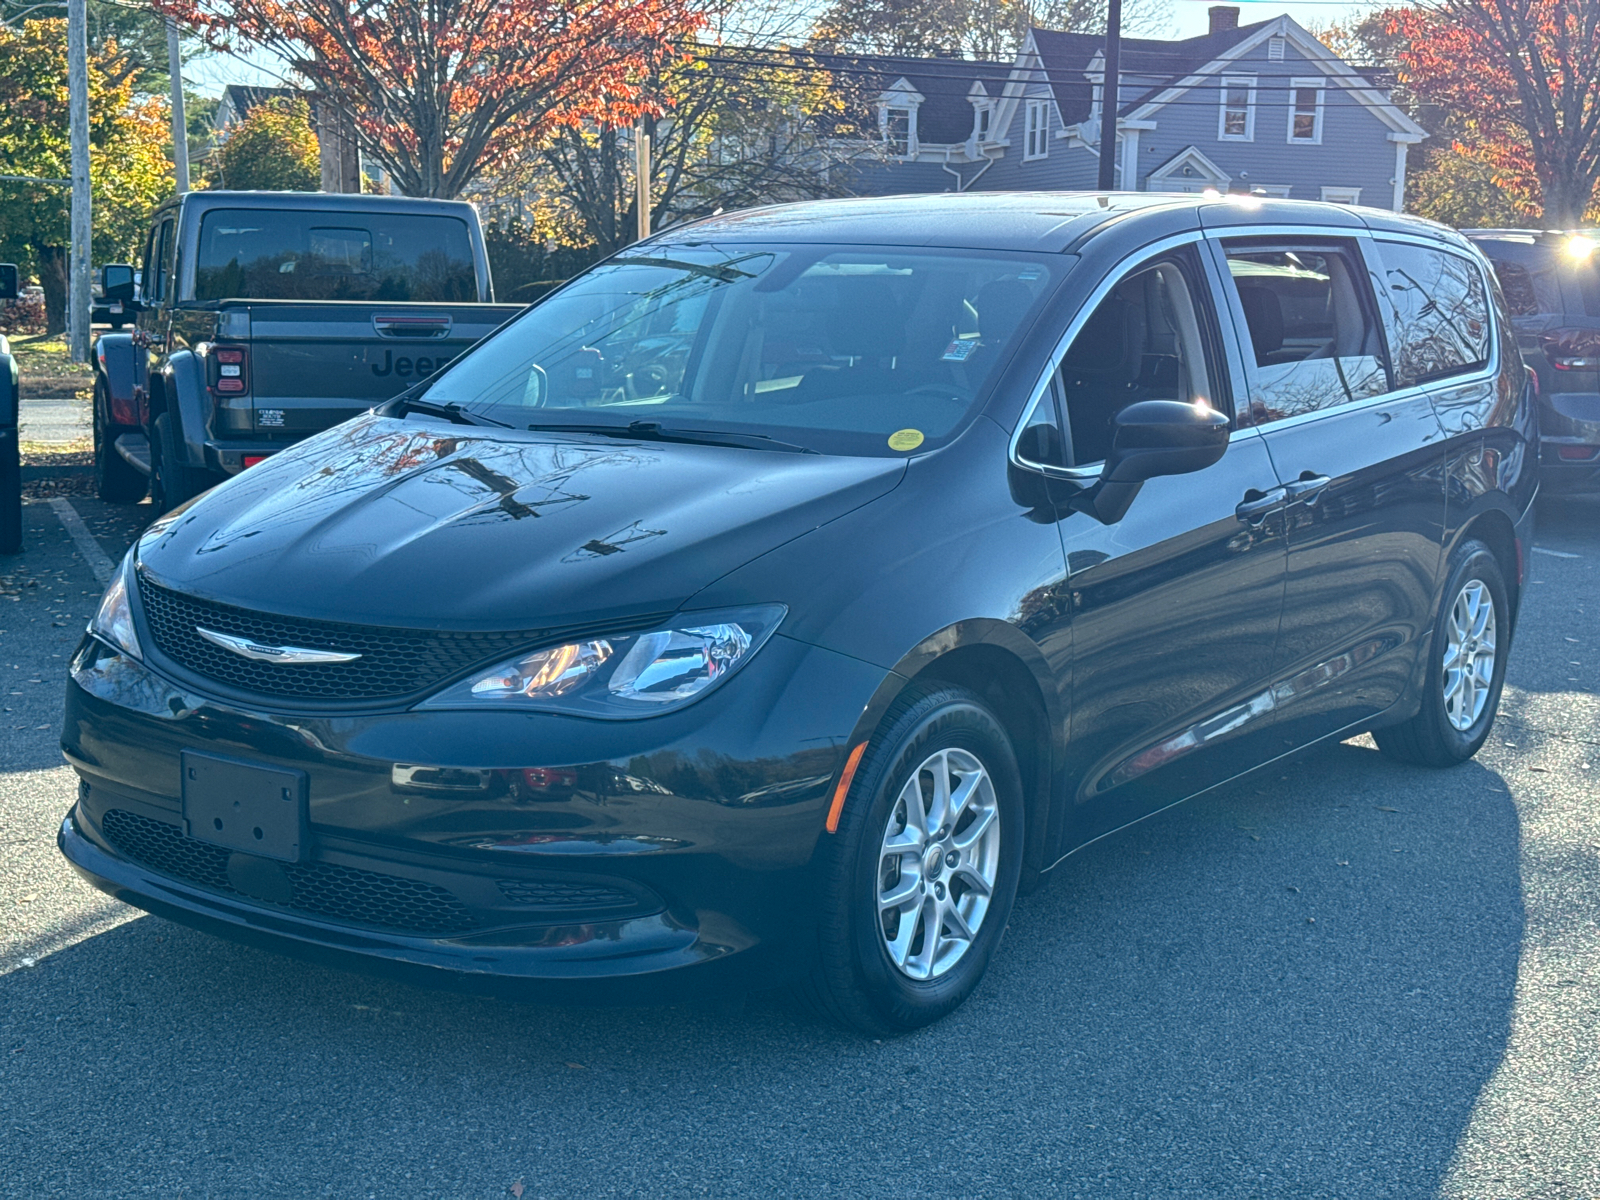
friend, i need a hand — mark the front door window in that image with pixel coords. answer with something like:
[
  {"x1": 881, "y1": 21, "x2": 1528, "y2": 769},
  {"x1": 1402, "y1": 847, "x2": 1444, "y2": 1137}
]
[{"x1": 1057, "y1": 255, "x2": 1221, "y2": 466}]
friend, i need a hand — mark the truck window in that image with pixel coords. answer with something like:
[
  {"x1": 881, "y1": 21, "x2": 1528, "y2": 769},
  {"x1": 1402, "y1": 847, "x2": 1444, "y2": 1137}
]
[
  {"x1": 143, "y1": 219, "x2": 173, "y2": 303},
  {"x1": 193, "y1": 209, "x2": 477, "y2": 302},
  {"x1": 157, "y1": 218, "x2": 176, "y2": 302}
]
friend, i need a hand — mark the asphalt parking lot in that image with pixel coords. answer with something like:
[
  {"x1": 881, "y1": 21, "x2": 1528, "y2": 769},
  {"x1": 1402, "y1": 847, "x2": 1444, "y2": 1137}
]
[{"x1": 2, "y1": 487, "x2": 1597, "y2": 1199}]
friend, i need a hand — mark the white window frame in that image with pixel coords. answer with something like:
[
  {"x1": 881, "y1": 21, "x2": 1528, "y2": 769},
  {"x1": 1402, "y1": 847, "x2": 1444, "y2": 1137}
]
[
  {"x1": 1288, "y1": 78, "x2": 1325, "y2": 145},
  {"x1": 1252, "y1": 184, "x2": 1292, "y2": 198},
  {"x1": 973, "y1": 102, "x2": 992, "y2": 143},
  {"x1": 881, "y1": 105, "x2": 917, "y2": 158},
  {"x1": 1320, "y1": 186, "x2": 1362, "y2": 204},
  {"x1": 1024, "y1": 99, "x2": 1050, "y2": 160},
  {"x1": 1218, "y1": 75, "x2": 1256, "y2": 142}
]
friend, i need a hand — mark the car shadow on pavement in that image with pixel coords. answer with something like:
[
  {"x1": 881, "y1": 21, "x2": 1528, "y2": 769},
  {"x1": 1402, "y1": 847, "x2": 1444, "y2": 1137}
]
[{"x1": 0, "y1": 738, "x2": 1521, "y2": 1199}]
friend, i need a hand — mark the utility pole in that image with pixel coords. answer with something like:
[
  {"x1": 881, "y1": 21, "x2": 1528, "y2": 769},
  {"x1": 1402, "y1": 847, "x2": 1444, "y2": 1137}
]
[
  {"x1": 635, "y1": 121, "x2": 651, "y2": 242},
  {"x1": 67, "y1": 0, "x2": 90, "y2": 363},
  {"x1": 167, "y1": 19, "x2": 189, "y2": 193},
  {"x1": 1096, "y1": 0, "x2": 1122, "y2": 192}
]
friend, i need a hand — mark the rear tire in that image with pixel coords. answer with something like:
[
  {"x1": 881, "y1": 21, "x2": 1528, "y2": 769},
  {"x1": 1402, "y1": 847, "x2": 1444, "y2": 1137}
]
[
  {"x1": 93, "y1": 378, "x2": 146, "y2": 503},
  {"x1": 150, "y1": 411, "x2": 210, "y2": 514},
  {"x1": 802, "y1": 683, "x2": 1024, "y2": 1035},
  {"x1": 1375, "y1": 539, "x2": 1509, "y2": 767}
]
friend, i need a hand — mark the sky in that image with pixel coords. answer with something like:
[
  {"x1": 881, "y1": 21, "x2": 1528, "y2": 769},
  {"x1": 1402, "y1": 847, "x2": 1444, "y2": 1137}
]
[{"x1": 181, "y1": 0, "x2": 1391, "y2": 99}]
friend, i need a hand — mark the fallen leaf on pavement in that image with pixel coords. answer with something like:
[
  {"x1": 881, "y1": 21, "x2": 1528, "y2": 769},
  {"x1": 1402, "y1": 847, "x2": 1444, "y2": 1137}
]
[
  {"x1": 565, "y1": 1062, "x2": 585, "y2": 1070},
  {"x1": 1375, "y1": 806, "x2": 1399, "y2": 812},
  {"x1": 511, "y1": 1182, "x2": 525, "y2": 1198}
]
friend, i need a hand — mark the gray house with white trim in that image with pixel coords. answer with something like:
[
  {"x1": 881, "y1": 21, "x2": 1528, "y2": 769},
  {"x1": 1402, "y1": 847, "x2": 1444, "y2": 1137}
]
[{"x1": 848, "y1": 7, "x2": 1427, "y2": 209}]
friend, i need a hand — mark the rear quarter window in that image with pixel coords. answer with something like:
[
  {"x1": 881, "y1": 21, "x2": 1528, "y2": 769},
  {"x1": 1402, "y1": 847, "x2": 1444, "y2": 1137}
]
[
  {"x1": 194, "y1": 209, "x2": 476, "y2": 302},
  {"x1": 1373, "y1": 241, "x2": 1493, "y2": 387}
]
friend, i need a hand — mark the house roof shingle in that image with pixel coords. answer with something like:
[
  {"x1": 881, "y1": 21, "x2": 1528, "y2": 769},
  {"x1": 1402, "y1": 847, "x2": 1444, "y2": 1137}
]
[
  {"x1": 1028, "y1": 20, "x2": 1275, "y2": 121},
  {"x1": 813, "y1": 52, "x2": 1016, "y2": 143}
]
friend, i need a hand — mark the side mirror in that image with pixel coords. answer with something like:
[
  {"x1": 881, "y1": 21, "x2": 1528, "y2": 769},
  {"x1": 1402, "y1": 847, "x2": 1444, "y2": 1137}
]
[
  {"x1": 1078, "y1": 400, "x2": 1230, "y2": 523},
  {"x1": 101, "y1": 263, "x2": 136, "y2": 303},
  {"x1": 0, "y1": 264, "x2": 18, "y2": 302}
]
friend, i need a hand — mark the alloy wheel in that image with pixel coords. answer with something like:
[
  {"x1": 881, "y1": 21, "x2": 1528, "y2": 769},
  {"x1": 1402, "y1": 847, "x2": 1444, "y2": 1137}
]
[
  {"x1": 876, "y1": 747, "x2": 1001, "y2": 981},
  {"x1": 1443, "y1": 578, "x2": 1496, "y2": 731}
]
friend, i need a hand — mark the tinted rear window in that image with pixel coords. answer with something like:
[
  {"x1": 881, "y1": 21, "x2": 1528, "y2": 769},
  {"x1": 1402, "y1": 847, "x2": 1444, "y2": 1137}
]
[
  {"x1": 195, "y1": 209, "x2": 476, "y2": 302},
  {"x1": 1475, "y1": 238, "x2": 1600, "y2": 318}
]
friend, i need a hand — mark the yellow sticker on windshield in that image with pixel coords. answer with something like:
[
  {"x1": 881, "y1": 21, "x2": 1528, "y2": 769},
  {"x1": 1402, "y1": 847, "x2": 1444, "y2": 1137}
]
[{"x1": 888, "y1": 428, "x2": 925, "y2": 452}]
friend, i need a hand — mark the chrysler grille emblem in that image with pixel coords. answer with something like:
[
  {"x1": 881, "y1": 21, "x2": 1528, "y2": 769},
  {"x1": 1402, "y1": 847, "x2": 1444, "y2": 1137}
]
[{"x1": 195, "y1": 627, "x2": 362, "y2": 665}]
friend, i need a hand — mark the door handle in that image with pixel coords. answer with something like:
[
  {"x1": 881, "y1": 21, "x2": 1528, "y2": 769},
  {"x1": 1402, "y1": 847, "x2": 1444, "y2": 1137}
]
[
  {"x1": 1284, "y1": 474, "x2": 1332, "y2": 505},
  {"x1": 1235, "y1": 486, "x2": 1287, "y2": 524}
]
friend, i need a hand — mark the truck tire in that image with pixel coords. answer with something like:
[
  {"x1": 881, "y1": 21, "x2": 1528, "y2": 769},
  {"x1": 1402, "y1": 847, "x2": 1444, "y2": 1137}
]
[
  {"x1": 93, "y1": 378, "x2": 146, "y2": 503},
  {"x1": 0, "y1": 429, "x2": 19, "y2": 555},
  {"x1": 150, "y1": 412, "x2": 210, "y2": 514}
]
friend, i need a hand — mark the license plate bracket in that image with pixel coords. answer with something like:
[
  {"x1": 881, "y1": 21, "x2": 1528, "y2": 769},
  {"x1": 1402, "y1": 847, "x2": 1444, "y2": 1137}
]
[{"x1": 181, "y1": 750, "x2": 307, "y2": 863}]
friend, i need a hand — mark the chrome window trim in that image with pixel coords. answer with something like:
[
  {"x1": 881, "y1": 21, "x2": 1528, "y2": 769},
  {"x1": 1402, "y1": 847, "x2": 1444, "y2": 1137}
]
[
  {"x1": 1008, "y1": 220, "x2": 1504, "y2": 473},
  {"x1": 1008, "y1": 230, "x2": 1207, "y2": 479}
]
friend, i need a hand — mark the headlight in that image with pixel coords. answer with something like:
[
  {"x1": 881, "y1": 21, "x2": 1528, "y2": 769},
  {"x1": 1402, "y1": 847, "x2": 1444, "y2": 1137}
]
[
  {"x1": 89, "y1": 550, "x2": 141, "y2": 660},
  {"x1": 419, "y1": 604, "x2": 785, "y2": 718}
]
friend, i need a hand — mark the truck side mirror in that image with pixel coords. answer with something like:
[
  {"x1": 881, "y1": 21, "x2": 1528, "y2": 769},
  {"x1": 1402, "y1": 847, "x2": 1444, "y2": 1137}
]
[
  {"x1": 101, "y1": 263, "x2": 136, "y2": 303},
  {"x1": 0, "y1": 264, "x2": 18, "y2": 302}
]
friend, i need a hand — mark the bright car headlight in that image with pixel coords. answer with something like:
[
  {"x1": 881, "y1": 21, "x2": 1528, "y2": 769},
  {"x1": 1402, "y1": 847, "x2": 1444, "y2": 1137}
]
[
  {"x1": 420, "y1": 605, "x2": 786, "y2": 717},
  {"x1": 88, "y1": 550, "x2": 141, "y2": 660}
]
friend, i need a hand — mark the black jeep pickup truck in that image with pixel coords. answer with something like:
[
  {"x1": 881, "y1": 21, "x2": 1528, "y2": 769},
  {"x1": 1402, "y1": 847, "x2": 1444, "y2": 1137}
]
[{"x1": 94, "y1": 191, "x2": 522, "y2": 511}]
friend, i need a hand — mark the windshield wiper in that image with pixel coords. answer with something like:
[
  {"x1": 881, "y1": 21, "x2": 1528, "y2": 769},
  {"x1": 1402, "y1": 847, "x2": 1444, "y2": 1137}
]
[
  {"x1": 385, "y1": 394, "x2": 512, "y2": 428},
  {"x1": 607, "y1": 257, "x2": 755, "y2": 284},
  {"x1": 525, "y1": 420, "x2": 817, "y2": 454}
]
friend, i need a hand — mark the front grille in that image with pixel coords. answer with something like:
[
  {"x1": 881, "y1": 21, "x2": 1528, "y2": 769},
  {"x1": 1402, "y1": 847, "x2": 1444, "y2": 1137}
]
[
  {"x1": 496, "y1": 878, "x2": 637, "y2": 909},
  {"x1": 101, "y1": 809, "x2": 476, "y2": 936},
  {"x1": 137, "y1": 574, "x2": 542, "y2": 702}
]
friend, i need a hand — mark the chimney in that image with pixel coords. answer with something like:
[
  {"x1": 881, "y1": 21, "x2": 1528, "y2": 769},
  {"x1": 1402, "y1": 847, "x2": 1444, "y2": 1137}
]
[{"x1": 1208, "y1": 5, "x2": 1240, "y2": 35}]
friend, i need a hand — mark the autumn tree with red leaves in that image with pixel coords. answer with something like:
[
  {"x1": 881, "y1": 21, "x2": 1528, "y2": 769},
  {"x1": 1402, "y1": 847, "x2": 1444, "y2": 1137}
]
[
  {"x1": 1389, "y1": 0, "x2": 1600, "y2": 226},
  {"x1": 154, "y1": 0, "x2": 706, "y2": 199}
]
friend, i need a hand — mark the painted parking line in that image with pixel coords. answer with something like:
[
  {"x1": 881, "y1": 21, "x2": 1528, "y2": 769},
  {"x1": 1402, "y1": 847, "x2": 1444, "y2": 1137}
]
[
  {"x1": 1532, "y1": 546, "x2": 1581, "y2": 559},
  {"x1": 48, "y1": 498, "x2": 116, "y2": 586}
]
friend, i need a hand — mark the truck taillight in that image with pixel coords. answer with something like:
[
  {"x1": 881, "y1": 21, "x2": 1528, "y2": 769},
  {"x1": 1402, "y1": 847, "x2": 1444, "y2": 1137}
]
[
  {"x1": 1538, "y1": 328, "x2": 1600, "y2": 370},
  {"x1": 209, "y1": 345, "x2": 249, "y2": 394}
]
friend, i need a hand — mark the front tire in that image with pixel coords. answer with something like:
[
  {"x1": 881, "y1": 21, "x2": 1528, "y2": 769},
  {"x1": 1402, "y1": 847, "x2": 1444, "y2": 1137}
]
[
  {"x1": 1375, "y1": 538, "x2": 1510, "y2": 767},
  {"x1": 803, "y1": 683, "x2": 1024, "y2": 1035},
  {"x1": 93, "y1": 378, "x2": 146, "y2": 503}
]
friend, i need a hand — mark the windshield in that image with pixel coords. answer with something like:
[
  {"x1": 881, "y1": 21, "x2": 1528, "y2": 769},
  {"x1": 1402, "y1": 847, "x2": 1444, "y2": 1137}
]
[
  {"x1": 421, "y1": 242, "x2": 1061, "y2": 456},
  {"x1": 194, "y1": 209, "x2": 477, "y2": 302}
]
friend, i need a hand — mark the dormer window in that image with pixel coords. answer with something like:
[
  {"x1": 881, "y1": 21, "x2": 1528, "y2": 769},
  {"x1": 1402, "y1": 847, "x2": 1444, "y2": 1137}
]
[
  {"x1": 884, "y1": 107, "x2": 914, "y2": 156},
  {"x1": 967, "y1": 81, "x2": 994, "y2": 146},
  {"x1": 877, "y1": 80, "x2": 923, "y2": 159}
]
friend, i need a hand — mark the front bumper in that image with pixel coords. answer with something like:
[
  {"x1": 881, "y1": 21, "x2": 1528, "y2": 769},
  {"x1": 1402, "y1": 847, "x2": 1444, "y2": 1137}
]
[{"x1": 59, "y1": 632, "x2": 889, "y2": 997}]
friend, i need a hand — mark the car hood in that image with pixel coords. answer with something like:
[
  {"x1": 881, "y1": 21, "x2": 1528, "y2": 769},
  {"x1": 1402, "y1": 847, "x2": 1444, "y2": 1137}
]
[{"x1": 137, "y1": 414, "x2": 906, "y2": 630}]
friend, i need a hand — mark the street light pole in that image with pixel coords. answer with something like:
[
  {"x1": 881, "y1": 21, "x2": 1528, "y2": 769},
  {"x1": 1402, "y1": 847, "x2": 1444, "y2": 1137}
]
[
  {"x1": 1096, "y1": 0, "x2": 1122, "y2": 191},
  {"x1": 635, "y1": 121, "x2": 651, "y2": 242},
  {"x1": 66, "y1": 0, "x2": 90, "y2": 363},
  {"x1": 167, "y1": 19, "x2": 189, "y2": 193}
]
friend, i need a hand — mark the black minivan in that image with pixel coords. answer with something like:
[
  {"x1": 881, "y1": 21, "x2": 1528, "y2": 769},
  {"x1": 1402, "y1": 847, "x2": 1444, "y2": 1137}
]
[{"x1": 60, "y1": 195, "x2": 1536, "y2": 1033}]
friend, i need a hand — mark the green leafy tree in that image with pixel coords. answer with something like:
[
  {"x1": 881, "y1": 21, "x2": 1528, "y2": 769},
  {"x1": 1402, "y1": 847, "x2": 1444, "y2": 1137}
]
[
  {"x1": 0, "y1": 18, "x2": 173, "y2": 334},
  {"x1": 214, "y1": 97, "x2": 320, "y2": 191}
]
